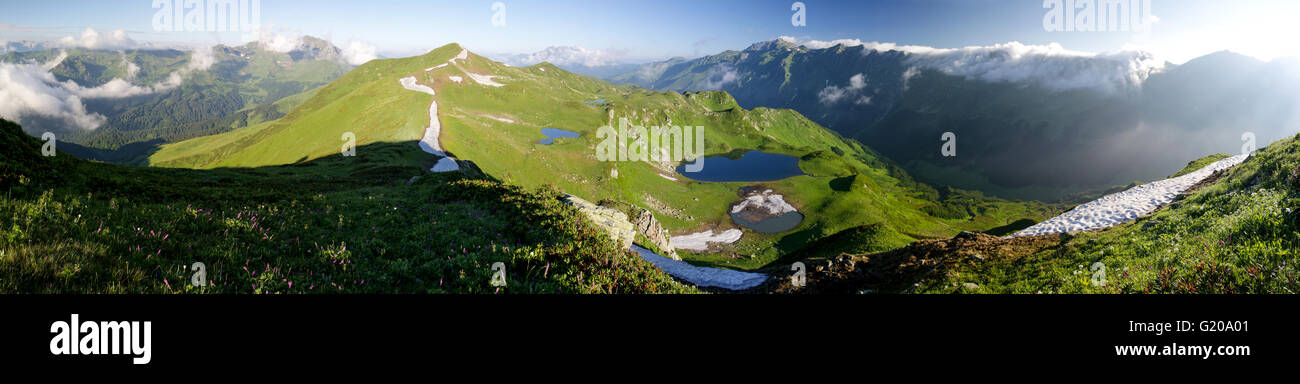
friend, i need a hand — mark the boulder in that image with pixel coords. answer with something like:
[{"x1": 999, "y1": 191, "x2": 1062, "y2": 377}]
[{"x1": 562, "y1": 195, "x2": 635, "y2": 249}]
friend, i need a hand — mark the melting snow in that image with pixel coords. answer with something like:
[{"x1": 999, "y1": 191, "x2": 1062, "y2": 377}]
[
  {"x1": 670, "y1": 229, "x2": 743, "y2": 252},
  {"x1": 631, "y1": 245, "x2": 767, "y2": 290},
  {"x1": 1012, "y1": 154, "x2": 1249, "y2": 237},
  {"x1": 465, "y1": 71, "x2": 504, "y2": 87},
  {"x1": 732, "y1": 189, "x2": 797, "y2": 215}
]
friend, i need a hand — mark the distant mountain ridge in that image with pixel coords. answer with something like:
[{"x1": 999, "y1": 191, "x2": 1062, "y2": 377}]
[
  {"x1": 1, "y1": 36, "x2": 353, "y2": 164},
  {"x1": 609, "y1": 39, "x2": 1300, "y2": 200}
]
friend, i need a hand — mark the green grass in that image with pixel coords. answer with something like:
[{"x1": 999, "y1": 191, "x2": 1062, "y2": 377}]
[
  {"x1": 1, "y1": 118, "x2": 693, "y2": 294},
  {"x1": 149, "y1": 43, "x2": 1057, "y2": 272},
  {"x1": 917, "y1": 136, "x2": 1300, "y2": 294},
  {"x1": 1170, "y1": 153, "x2": 1232, "y2": 178}
]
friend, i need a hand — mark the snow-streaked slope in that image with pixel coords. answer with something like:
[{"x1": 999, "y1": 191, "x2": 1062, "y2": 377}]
[{"x1": 1012, "y1": 154, "x2": 1249, "y2": 237}]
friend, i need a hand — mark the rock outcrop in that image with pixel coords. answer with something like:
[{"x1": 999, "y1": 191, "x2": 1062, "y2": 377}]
[
  {"x1": 562, "y1": 195, "x2": 635, "y2": 249},
  {"x1": 631, "y1": 208, "x2": 679, "y2": 260}
]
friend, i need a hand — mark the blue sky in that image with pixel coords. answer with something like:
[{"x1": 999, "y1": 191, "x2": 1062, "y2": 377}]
[{"x1": 3, "y1": 0, "x2": 1299, "y2": 64}]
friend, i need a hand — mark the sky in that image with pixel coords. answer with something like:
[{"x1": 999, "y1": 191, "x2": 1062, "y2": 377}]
[{"x1": 2, "y1": 0, "x2": 1300, "y2": 65}]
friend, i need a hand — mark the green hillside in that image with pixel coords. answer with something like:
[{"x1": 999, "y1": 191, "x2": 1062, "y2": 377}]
[
  {"x1": 0, "y1": 118, "x2": 690, "y2": 294},
  {"x1": 152, "y1": 43, "x2": 1056, "y2": 271},
  {"x1": 775, "y1": 135, "x2": 1300, "y2": 294}
]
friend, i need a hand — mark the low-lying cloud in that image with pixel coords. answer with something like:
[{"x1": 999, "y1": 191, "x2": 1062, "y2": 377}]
[
  {"x1": 59, "y1": 28, "x2": 138, "y2": 50},
  {"x1": 340, "y1": 40, "x2": 378, "y2": 65},
  {"x1": 1, "y1": 44, "x2": 202, "y2": 132},
  {"x1": 501, "y1": 46, "x2": 626, "y2": 67},
  {"x1": 256, "y1": 24, "x2": 303, "y2": 53},
  {"x1": 779, "y1": 36, "x2": 1165, "y2": 93},
  {"x1": 819, "y1": 73, "x2": 871, "y2": 105},
  {"x1": 702, "y1": 62, "x2": 739, "y2": 89}
]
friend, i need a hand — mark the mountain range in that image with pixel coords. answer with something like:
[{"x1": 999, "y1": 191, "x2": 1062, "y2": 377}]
[
  {"x1": 0, "y1": 36, "x2": 353, "y2": 164},
  {"x1": 601, "y1": 39, "x2": 1300, "y2": 200}
]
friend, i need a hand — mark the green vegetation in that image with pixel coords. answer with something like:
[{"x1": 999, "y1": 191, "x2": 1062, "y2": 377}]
[
  {"x1": 150, "y1": 43, "x2": 1057, "y2": 272},
  {"x1": 1170, "y1": 153, "x2": 1232, "y2": 178},
  {"x1": 918, "y1": 135, "x2": 1300, "y2": 294},
  {"x1": 0, "y1": 118, "x2": 691, "y2": 294}
]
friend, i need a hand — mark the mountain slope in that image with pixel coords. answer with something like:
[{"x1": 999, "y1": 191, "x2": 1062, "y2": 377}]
[
  {"x1": 617, "y1": 40, "x2": 1300, "y2": 201},
  {"x1": 771, "y1": 134, "x2": 1300, "y2": 294},
  {"x1": 0, "y1": 117, "x2": 690, "y2": 294},
  {"x1": 153, "y1": 43, "x2": 1055, "y2": 271}
]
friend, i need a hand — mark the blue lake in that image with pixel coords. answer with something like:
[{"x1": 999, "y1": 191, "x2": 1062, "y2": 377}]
[
  {"x1": 676, "y1": 150, "x2": 804, "y2": 182},
  {"x1": 539, "y1": 128, "x2": 581, "y2": 145}
]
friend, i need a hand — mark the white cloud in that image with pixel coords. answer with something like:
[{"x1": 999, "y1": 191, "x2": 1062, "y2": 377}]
[
  {"x1": 819, "y1": 73, "x2": 869, "y2": 105},
  {"x1": 0, "y1": 57, "x2": 105, "y2": 131},
  {"x1": 187, "y1": 46, "x2": 215, "y2": 71},
  {"x1": 901, "y1": 66, "x2": 920, "y2": 91},
  {"x1": 780, "y1": 37, "x2": 1165, "y2": 93},
  {"x1": 58, "y1": 28, "x2": 137, "y2": 50},
  {"x1": 702, "y1": 62, "x2": 739, "y2": 89},
  {"x1": 0, "y1": 51, "x2": 189, "y2": 132},
  {"x1": 256, "y1": 24, "x2": 303, "y2": 53},
  {"x1": 340, "y1": 40, "x2": 377, "y2": 65},
  {"x1": 503, "y1": 46, "x2": 626, "y2": 67}
]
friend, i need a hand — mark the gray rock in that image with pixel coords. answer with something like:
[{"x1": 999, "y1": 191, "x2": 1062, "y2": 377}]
[
  {"x1": 562, "y1": 195, "x2": 635, "y2": 249},
  {"x1": 631, "y1": 208, "x2": 679, "y2": 260}
]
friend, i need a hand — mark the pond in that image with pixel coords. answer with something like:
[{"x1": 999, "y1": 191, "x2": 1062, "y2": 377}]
[
  {"x1": 728, "y1": 187, "x2": 805, "y2": 233},
  {"x1": 538, "y1": 128, "x2": 581, "y2": 145},
  {"x1": 675, "y1": 150, "x2": 803, "y2": 182},
  {"x1": 731, "y1": 211, "x2": 804, "y2": 233}
]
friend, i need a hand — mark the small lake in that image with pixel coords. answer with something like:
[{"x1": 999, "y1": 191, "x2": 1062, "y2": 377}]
[
  {"x1": 731, "y1": 211, "x2": 804, "y2": 233},
  {"x1": 539, "y1": 128, "x2": 581, "y2": 145},
  {"x1": 583, "y1": 98, "x2": 608, "y2": 104},
  {"x1": 675, "y1": 150, "x2": 803, "y2": 182}
]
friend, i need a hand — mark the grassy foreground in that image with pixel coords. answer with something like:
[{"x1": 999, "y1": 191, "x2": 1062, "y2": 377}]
[
  {"x1": 777, "y1": 137, "x2": 1300, "y2": 294},
  {"x1": 1, "y1": 119, "x2": 692, "y2": 294}
]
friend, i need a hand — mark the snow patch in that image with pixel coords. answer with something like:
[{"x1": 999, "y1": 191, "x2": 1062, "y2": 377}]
[
  {"x1": 732, "y1": 189, "x2": 797, "y2": 215},
  {"x1": 480, "y1": 114, "x2": 514, "y2": 123},
  {"x1": 631, "y1": 245, "x2": 767, "y2": 290},
  {"x1": 398, "y1": 76, "x2": 445, "y2": 156},
  {"x1": 398, "y1": 76, "x2": 435, "y2": 96},
  {"x1": 431, "y1": 157, "x2": 460, "y2": 172},
  {"x1": 465, "y1": 71, "x2": 504, "y2": 87},
  {"x1": 448, "y1": 75, "x2": 462, "y2": 83},
  {"x1": 1012, "y1": 154, "x2": 1249, "y2": 237},
  {"x1": 670, "y1": 229, "x2": 743, "y2": 252},
  {"x1": 658, "y1": 174, "x2": 678, "y2": 182}
]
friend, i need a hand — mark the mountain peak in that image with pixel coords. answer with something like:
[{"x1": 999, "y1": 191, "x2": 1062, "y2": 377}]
[{"x1": 745, "y1": 38, "x2": 799, "y2": 52}]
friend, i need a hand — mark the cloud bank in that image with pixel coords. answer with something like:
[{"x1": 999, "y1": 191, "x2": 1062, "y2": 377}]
[
  {"x1": 502, "y1": 46, "x2": 626, "y2": 67},
  {"x1": 1, "y1": 30, "x2": 211, "y2": 132},
  {"x1": 59, "y1": 28, "x2": 138, "y2": 50},
  {"x1": 779, "y1": 36, "x2": 1165, "y2": 93}
]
